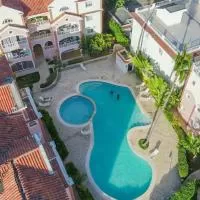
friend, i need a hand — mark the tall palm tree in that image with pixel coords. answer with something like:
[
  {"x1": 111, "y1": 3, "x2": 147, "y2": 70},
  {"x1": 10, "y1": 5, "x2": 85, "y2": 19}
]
[{"x1": 143, "y1": 47, "x2": 192, "y2": 144}]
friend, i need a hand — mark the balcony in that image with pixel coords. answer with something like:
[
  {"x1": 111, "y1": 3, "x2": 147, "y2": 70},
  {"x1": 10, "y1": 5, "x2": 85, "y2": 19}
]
[
  {"x1": 57, "y1": 24, "x2": 80, "y2": 36},
  {"x1": 7, "y1": 49, "x2": 32, "y2": 64},
  {"x1": 1, "y1": 37, "x2": 28, "y2": 52},
  {"x1": 30, "y1": 30, "x2": 52, "y2": 41},
  {"x1": 27, "y1": 16, "x2": 50, "y2": 32}
]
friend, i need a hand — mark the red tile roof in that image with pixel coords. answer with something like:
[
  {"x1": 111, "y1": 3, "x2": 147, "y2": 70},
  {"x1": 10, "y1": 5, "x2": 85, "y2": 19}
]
[
  {"x1": 0, "y1": 163, "x2": 23, "y2": 200},
  {"x1": 0, "y1": 56, "x2": 13, "y2": 85},
  {"x1": 0, "y1": 84, "x2": 16, "y2": 114},
  {"x1": 1, "y1": 0, "x2": 53, "y2": 16},
  {"x1": 15, "y1": 148, "x2": 70, "y2": 200},
  {"x1": 131, "y1": 12, "x2": 177, "y2": 58}
]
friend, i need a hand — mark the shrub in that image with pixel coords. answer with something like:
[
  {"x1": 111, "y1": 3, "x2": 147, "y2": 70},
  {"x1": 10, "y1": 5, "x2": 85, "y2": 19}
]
[
  {"x1": 16, "y1": 72, "x2": 40, "y2": 88},
  {"x1": 84, "y1": 33, "x2": 114, "y2": 57},
  {"x1": 40, "y1": 70, "x2": 58, "y2": 88},
  {"x1": 109, "y1": 19, "x2": 129, "y2": 46},
  {"x1": 65, "y1": 162, "x2": 94, "y2": 200},
  {"x1": 178, "y1": 146, "x2": 189, "y2": 178},
  {"x1": 40, "y1": 110, "x2": 68, "y2": 160},
  {"x1": 138, "y1": 139, "x2": 149, "y2": 150},
  {"x1": 170, "y1": 180, "x2": 197, "y2": 200}
]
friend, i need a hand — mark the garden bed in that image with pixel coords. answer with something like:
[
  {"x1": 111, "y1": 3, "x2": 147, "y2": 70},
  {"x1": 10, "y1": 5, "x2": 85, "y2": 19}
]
[
  {"x1": 16, "y1": 72, "x2": 40, "y2": 89},
  {"x1": 40, "y1": 109, "x2": 68, "y2": 160}
]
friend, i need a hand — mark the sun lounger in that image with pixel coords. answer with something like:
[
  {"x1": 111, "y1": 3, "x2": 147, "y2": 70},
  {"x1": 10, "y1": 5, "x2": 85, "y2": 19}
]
[
  {"x1": 38, "y1": 101, "x2": 52, "y2": 107},
  {"x1": 150, "y1": 149, "x2": 159, "y2": 159},
  {"x1": 39, "y1": 96, "x2": 53, "y2": 102}
]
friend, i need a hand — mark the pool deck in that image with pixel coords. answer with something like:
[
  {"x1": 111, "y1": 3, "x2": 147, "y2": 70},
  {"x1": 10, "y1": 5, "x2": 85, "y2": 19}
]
[{"x1": 32, "y1": 55, "x2": 181, "y2": 200}]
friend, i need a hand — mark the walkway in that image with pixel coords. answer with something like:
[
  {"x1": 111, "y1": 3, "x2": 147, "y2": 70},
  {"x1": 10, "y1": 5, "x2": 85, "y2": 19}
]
[
  {"x1": 33, "y1": 55, "x2": 180, "y2": 200},
  {"x1": 33, "y1": 57, "x2": 50, "y2": 92}
]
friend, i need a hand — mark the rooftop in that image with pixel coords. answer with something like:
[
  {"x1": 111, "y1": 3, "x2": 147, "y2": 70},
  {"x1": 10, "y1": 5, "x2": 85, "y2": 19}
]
[{"x1": 136, "y1": 0, "x2": 200, "y2": 52}]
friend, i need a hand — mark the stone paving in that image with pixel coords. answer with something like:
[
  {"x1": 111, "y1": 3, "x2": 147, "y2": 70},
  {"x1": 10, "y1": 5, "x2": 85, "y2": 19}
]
[{"x1": 33, "y1": 55, "x2": 181, "y2": 200}]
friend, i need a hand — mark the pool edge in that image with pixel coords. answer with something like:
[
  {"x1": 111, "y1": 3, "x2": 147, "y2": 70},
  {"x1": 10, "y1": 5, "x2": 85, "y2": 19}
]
[{"x1": 77, "y1": 79, "x2": 155, "y2": 200}]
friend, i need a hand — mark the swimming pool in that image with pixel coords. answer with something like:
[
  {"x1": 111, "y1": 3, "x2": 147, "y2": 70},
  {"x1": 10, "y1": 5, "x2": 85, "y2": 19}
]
[
  {"x1": 79, "y1": 81, "x2": 152, "y2": 200},
  {"x1": 59, "y1": 95, "x2": 95, "y2": 126}
]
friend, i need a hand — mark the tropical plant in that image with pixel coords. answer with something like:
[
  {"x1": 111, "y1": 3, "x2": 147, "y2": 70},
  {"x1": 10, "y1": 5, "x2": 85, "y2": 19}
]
[
  {"x1": 179, "y1": 133, "x2": 200, "y2": 157},
  {"x1": 162, "y1": 47, "x2": 192, "y2": 110},
  {"x1": 86, "y1": 33, "x2": 115, "y2": 56},
  {"x1": 178, "y1": 146, "x2": 189, "y2": 178},
  {"x1": 115, "y1": 0, "x2": 125, "y2": 8},
  {"x1": 109, "y1": 19, "x2": 129, "y2": 46},
  {"x1": 170, "y1": 180, "x2": 197, "y2": 200},
  {"x1": 132, "y1": 53, "x2": 153, "y2": 80}
]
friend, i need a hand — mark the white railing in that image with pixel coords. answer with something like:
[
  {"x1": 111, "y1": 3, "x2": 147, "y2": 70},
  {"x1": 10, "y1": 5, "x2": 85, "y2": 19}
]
[
  {"x1": 2, "y1": 40, "x2": 27, "y2": 49},
  {"x1": 58, "y1": 28, "x2": 79, "y2": 35},
  {"x1": 59, "y1": 41, "x2": 80, "y2": 48},
  {"x1": 31, "y1": 33, "x2": 51, "y2": 40}
]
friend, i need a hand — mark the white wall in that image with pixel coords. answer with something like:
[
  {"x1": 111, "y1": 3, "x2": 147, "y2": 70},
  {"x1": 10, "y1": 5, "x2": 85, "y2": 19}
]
[
  {"x1": 49, "y1": 0, "x2": 77, "y2": 20},
  {"x1": 84, "y1": 11, "x2": 102, "y2": 35},
  {"x1": 0, "y1": 6, "x2": 24, "y2": 30},
  {"x1": 130, "y1": 19, "x2": 175, "y2": 78},
  {"x1": 77, "y1": 0, "x2": 101, "y2": 14}
]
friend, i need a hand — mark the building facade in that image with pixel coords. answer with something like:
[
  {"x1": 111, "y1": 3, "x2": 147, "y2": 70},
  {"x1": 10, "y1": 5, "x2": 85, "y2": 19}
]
[
  {"x1": 130, "y1": 0, "x2": 200, "y2": 132},
  {"x1": 0, "y1": 0, "x2": 103, "y2": 76}
]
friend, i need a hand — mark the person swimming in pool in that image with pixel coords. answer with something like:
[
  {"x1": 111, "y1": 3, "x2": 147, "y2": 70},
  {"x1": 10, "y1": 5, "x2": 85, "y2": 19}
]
[
  {"x1": 117, "y1": 94, "x2": 120, "y2": 100},
  {"x1": 110, "y1": 90, "x2": 114, "y2": 95}
]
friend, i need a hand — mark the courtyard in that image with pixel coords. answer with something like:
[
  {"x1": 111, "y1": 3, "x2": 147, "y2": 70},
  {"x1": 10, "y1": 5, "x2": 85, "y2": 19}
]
[{"x1": 32, "y1": 55, "x2": 180, "y2": 200}]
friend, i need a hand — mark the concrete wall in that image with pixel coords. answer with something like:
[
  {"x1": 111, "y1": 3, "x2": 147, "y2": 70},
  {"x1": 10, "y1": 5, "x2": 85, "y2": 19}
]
[{"x1": 130, "y1": 19, "x2": 175, "y2": 78}]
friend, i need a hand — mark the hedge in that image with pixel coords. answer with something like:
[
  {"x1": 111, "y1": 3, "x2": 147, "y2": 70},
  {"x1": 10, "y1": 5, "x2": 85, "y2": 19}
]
[
  {"x1": 178, "y1": 147, "x2": 189, "y2": 178},
  {"x1": 170, "y1": 180, "x2": 197, "y2": 200},
  {"x1": 108, "y1": 19, "x2": 129, "y2": 46},
  {"x1": 40, "y1": 109, "x2": 68, "y2": 160},
  {"x1": 16, "y1": 72, "x2": 40, "y2": 88},
  {"x1": 65, "y1": 162, "x2": 94, "y2": 200}
]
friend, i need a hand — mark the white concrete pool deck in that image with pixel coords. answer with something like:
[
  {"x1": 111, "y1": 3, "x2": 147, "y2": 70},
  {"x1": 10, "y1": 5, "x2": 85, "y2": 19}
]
[{"x1": 33, "y1": 55, "x2": 181, "y2": 200}]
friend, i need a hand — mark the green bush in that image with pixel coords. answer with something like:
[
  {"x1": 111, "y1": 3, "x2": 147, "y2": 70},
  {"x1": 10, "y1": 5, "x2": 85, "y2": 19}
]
[
  {"x1": 170, "y1": 180, "x2": 197, "y2": 200},
  {"x1": 83, "y1": 33, "x2": 114, "y2": 57},
  {"x1": 16, "y1": 72, "x2": 40, "y2": 88},
  {"x1": 109, "y1": 19, "x2": 129, "y2": 46},
  {"x1": 40, "y1": 70, "x2": 58, "y2": 88},
  {"x1": 65, "y1": 162, "x2": 94, "y2": 200},
  {"x1": 138, "y1": 139, "x2": 149, "y2": 150},
  {"x1": 40, "y1": 110, "x2": 68, "y2": 160},
  {"x1": 178, "y1": 146, "x2": 189, "y2": 178}
]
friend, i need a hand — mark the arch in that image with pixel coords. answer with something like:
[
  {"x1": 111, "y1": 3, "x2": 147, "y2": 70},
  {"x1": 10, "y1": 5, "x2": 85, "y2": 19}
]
[
  {"x1": 33, "y1": 44, "x2": 43, "y2": 58},
  {"x1": 44, "y1": 41, "x2": 53, "y2": 49}
]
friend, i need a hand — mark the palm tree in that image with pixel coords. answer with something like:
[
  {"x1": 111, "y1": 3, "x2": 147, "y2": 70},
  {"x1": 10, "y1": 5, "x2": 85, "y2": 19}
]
[{"x1": 141, "y1": 47, "x2": 192, "y2": 146}]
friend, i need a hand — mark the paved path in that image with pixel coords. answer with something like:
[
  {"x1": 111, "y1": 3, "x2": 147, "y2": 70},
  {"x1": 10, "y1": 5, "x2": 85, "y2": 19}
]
[{"x1": 33, "y1": 55, "x2": 181, "y2": 200}]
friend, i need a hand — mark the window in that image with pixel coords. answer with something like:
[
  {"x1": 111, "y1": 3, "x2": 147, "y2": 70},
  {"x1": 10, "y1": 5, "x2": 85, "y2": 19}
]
[
  {"x1": 192, "y1": 81, "x2": 196, "y2": 86},
  {"x1": 60, "y1": 6, "x2": 69, "y2": 12},
  {"x1": 86, "y1": 16, "x2": 93, "y2": 21},
  {"x1": 85, "y1": 1, "x2": 92, "y2": 7},
  {"x1": 87, "y1": 28, "x2": 94, "y2": 34},
  {"x1": 3, "y1": 18, "x2": 13, "y2": 24}
]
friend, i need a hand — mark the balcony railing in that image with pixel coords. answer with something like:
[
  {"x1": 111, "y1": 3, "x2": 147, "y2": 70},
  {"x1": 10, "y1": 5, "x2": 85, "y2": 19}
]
[
  {"x1": 58, "y1": 28, "x2": 79, "y2": 35},
  {"x1": 30, "y1": 33, "x2": 51, "y2": 40},
  {"x1": 2, "y1": 39, "x2": 27, "y2": 49},
  {"x1": 7, "y1": 50, "x2": 31, "y2": 60},
  {"x1": 59, "y1": 40, "x2": 80, "y2": 48}
]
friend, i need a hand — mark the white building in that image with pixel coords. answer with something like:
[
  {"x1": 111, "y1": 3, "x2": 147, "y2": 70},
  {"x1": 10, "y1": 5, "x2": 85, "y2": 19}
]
[
  {"x1": 0, "y1": 0, "x2": 103, "y2": 76},
  {"x1": 130, "y1": 0, "x2": 200, "y2": 133}
]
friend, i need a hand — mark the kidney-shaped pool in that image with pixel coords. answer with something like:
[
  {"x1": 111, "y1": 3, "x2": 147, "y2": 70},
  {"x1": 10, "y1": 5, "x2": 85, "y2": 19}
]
[{"x1": 79, "y1": 81, "x2": 153, "y2": 200}]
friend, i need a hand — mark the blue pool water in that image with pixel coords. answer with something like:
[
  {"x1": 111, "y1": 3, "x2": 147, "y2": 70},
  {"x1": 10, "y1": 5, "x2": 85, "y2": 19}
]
[
  {"x1": 59, "y1": 95, "x2": 94, "y2": 125},
  {"x1": 79, "y1": 81, "x2": 152, "y2": 200}
]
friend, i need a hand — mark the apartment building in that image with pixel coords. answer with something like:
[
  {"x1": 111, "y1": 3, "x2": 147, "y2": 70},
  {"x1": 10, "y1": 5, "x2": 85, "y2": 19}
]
[
  {"x1": 0, "y1": 55, "x2": 75, "y2": 199},
  {"x1": 0, "y1": 0, "x2": 103, "y2": 76},
  {"x1": 130, "y1": 0, "x2": 200, "y2": 132}
]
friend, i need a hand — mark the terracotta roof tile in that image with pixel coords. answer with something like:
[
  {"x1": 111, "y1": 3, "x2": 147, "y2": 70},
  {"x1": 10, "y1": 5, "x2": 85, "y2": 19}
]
[
  {"x1": 15, "y1": 148, "x2": 70, "y2": 200},
  {"x1": 0, "y1": 84, "x2": 16, "y2": 114},
  {"x1": 0, "y1": 163, "x2": 23, "y2": 200},
  {"x1": 0, "y1": 56, "x2": 13, "y2": 85}
]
